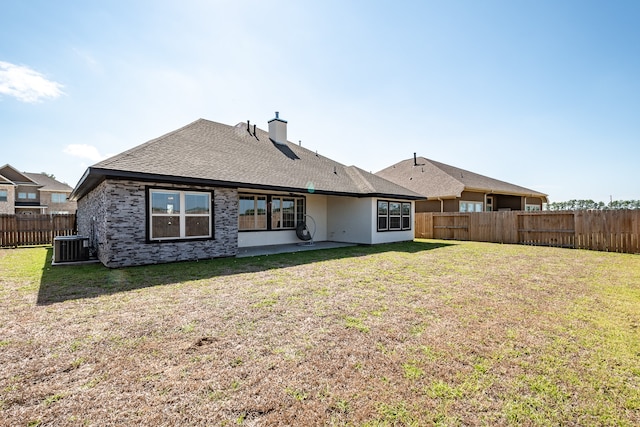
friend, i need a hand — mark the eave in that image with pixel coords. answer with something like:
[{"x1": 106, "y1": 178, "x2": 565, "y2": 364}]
[{"x1": 70, "y1": 168, "x2": 423, "y2": 202}]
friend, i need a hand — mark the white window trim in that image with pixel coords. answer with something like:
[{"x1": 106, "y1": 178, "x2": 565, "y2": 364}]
[
  {"x1": 149, "y1": 189, "x2": 212, "y2": 241},
  {"x1": 459, "y1": 201, "x2": 483, "y2": 213},
  {"x1": 485, "y1": 196, "x2": 493, "y2": 212},
  {"x1": 378, "y1": 200, "x2": 412, "y2": 232},
  {"x1": 389, "y1": 202, "x2": 402, "y2": 230}
]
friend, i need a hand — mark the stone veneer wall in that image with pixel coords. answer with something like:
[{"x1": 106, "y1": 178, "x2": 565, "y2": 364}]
[{"x1": 77, "y1": 179, "x2": 238, "y2": 268}]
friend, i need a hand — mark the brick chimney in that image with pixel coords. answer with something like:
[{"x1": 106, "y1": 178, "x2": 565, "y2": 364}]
[{"x1": 268, "y1": 111, "x2": 287, "y2": 145}]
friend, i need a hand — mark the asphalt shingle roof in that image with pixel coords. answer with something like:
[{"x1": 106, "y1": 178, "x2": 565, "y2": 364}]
[
  {"x1": 73, "y1": 119, "x2": 422, "y2": 200},
  {"x1": 23, "y1": 173, "x2": 73, "y2": 192},
  {"x1": 376, "y1": 156, "x2": 548, "y2": 200}
]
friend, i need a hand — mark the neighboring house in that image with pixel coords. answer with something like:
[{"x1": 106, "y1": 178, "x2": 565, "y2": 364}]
[
  {"x1": 70, "y1": 113, "x2": 423, "y2": 268},
  {"x1": 376, "y1": 155, "x2": 548, "y2": 213},
  {"x1": 0, "y1": 164, "x2": 76, "y2": 215}
]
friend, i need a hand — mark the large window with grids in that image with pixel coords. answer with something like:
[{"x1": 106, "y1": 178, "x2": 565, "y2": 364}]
[
  {"x1": 148, "y1": 189, "x2": 212, "y2": 241},
  {"x1": 459, "y1": 201, "x2": 483, "y2": 212},
  {"x1": 239, "y1": 193, "x2": 305, "y2": 231},
  {"x1": 377, "y1": 200, "x2": 412, "y2": 232}
]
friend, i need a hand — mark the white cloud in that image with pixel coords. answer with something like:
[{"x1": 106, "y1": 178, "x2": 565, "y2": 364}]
[
  {"x1": 0, "y1": 61, "x2": 64, "y2": 103},
  {"x1": 63, "y1": 144, "x2": 107, "y2": 162}
]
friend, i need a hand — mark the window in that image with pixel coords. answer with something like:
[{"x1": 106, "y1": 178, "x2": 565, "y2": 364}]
[
  {"x1": 378, "y1": 200, "x2": 411, "y2": 231},
  {"x1": 402, "y1": 202, "x2": 411, "y2": 229},
  {"x1": 272, "y1": 197, "x2": 297, "y2": 229},
  {"x1": 486, "y1": 196, "x2": 493, "y2": 212},
  {"x1": 0, "y1": 190, "x2": 6, "y2": 202},
  {"x1": 18, "y1": 192, "x2": 36, "y2": 200},
  {"x1": 149, "y1": 189, "x2": 212, "y2": 241},
  {"x1": 525, "y1": 204, "x2": 541, "y2": 211},
  {"x1": 378, "y1": 201, "x2": 388, "y2": 230},
  {"x1": 460, "y1": 201, "x2": 483, "y2": 212},
  {"x1": 389, "y1": 202, "x2": 401, "y2": 230},
  {"x1": 239, "y1": 193, "x2": 305, "y2": 231},
  {"x1": 51, "y1": 193, "x2": 67, "y2": 203},
  {"x1": 239, "y1": 195, "x2": 267, "y2": 230}
]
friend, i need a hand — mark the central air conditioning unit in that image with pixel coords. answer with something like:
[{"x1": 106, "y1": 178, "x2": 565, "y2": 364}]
[{"x1": 53, "y1": 235, "x2": 90, "y2": 263}]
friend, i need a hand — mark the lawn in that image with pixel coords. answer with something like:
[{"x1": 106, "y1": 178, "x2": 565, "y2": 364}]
[{"x1": 1, "y1": 240, "x2": 639, "y2": 426}]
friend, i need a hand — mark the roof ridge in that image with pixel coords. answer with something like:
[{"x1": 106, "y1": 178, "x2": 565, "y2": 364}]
[
  {"x1": 425, "y1": 157, "x2": 546, "y2": 196},
  {"x1": 73, "y1": 118, "x2": 423, "y2": 200},
  {"x1": 344, "y1": 166, "x2": 376, "y2": 193},
  {"x1": 423, "y1": 158, "x2": 466, "y2": 187}
]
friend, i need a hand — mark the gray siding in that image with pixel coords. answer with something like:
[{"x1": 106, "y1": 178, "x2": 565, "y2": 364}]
[{"x1": 77, "y1": 179, "x2": 238, "y2": 268}]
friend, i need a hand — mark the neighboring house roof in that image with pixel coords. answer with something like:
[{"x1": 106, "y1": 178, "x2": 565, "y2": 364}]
[
  {"x1": 0, "y1": 164, "x2": 38, "y2": 186},
  {"x1": 23, "y1": 173, "x2": 73, "y2": 192},
  {"x1": 376, "y1": 156, "x2": 548, "y2": 200},
  {"x1": 71, "y1": 119, "x2": 423, "y2": 201}
]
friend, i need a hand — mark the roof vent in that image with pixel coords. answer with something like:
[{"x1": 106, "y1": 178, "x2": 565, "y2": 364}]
[{"x1": 268, "y1": 111, "x2": 287, "y2": 145}]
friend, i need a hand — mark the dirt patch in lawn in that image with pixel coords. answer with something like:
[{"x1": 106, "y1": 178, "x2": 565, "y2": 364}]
[{"x1": 1, "y1": 241, "x2": 639, "y2": 426}]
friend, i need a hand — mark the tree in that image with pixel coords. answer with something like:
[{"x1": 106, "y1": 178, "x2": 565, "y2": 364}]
[{"x1": 547, "y1": 199, "x2": 640, "y2": 211}]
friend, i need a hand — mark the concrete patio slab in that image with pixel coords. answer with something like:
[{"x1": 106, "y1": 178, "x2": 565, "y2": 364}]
[{"x1": 236, "y1": 241, "x2": 356, "y2": 258}]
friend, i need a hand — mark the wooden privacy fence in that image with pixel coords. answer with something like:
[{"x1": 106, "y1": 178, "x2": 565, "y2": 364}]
[
  {"x1": 415, "y1": 210, "x2": 640, "y2": 254},
  {"x1": 0, "y1": 214, "x2": 76, "y2": 247}
]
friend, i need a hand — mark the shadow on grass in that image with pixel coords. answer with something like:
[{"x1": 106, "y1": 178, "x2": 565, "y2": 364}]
[{"x1": 37, "y1": 240, "x2": 454, "y2": 305}]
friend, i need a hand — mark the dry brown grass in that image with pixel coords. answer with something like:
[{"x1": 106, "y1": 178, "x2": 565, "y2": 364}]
[{"x1": 1, "y1": 240, "x2": 639, "y2": 426}]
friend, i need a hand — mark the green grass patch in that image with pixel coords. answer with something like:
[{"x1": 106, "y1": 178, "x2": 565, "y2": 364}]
[{"x1": 1, "y1": 241, "x2": 639, "y2": 425}]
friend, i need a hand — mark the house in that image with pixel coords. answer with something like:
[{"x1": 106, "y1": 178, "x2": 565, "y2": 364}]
[
  {"x1": 70, "y1": 113, "x2": 423, "y2": 268},
  {"x1": 375, "y1": 155, "x2": 548, "y2": 213},
  {"x1": 0, "y1": 164, "x2": 76, "y2": 215}
]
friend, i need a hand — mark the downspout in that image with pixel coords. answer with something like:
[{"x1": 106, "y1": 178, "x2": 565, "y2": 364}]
[{"x1": 437, "y1": 197, "x2": 444, "y2": 213}]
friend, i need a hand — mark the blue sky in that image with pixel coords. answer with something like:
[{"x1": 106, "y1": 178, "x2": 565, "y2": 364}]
[{"x1": 1, "y1": 0, "x2": 638, "y2": 203}]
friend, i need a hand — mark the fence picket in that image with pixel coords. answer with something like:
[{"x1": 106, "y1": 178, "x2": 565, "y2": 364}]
[
  {"x1": 0, "y1": 214, "x2": 76, "y2": 247},
  {"x1": 415, "y1": 211, "x2": 640, "y2": 254}
]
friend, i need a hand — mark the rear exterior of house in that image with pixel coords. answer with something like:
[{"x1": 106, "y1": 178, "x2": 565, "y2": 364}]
[
  {"x1": 72, "y1": 114, "x2": 421, "y2": 268},
  {"x1": 376, "y1": 156, "x2": 548, "y2": 213}
]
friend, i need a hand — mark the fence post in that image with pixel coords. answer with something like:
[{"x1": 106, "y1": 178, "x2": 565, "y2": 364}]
[{"x1": 414, "y1": 210, "x2": 639, "y2": 254}]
